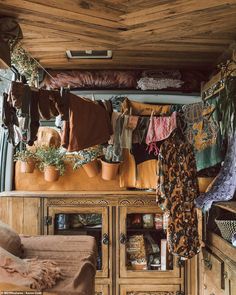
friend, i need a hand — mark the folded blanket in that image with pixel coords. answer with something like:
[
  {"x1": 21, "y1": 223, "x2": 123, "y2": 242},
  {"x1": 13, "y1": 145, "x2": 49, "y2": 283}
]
[{"x1": 0, "y1": 247, "x2": 63, "y2": 291}]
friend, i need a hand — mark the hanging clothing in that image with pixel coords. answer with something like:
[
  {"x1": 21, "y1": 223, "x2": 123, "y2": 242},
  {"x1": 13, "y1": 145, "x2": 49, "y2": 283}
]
[
  {"x1": 121, "y1": 98, "x2": 171, "y2": 116},
  {"x1": 27, "y1": 90, "x2": 40, "y2": 146},
  {"x1": 183, "y1": 99, "x2": 223, "y2": 171},
  {"x1": 156, "y1": 133, "x2": 200, "y2": 259},
  {"x1": 136, "y1": 159, "x2": 157, "y2": 190},
  {"x1": 195, "y1": 133, "x2": 236, "y2": 211},
  {"x1": 61, "y1": 93, "x2": 112, "y2": 152},
  {"x1": 8, "y1": 81, "x2": 25, "y2": 109},
  {"x1": 1, "y1": 92, "x2": 19, "y2": 146},
  {"x1": 112, "y1": 114, "x2": 125, "y2": 162},
  {"x1": 38, "y1": 89, "x2": 52, "y2": 120},
  {"x1": 146, "y1": 111, "x2": 177, "y2": 154},
  {"x1": 132, "y1": 117, "x2": 150, "y2": 144},
  {"x1": 119, "y1": 149, "x2": 136, "y2": 188},
  {"x1": 109, "y1": 112, "x2": 121, "y2": 145}
]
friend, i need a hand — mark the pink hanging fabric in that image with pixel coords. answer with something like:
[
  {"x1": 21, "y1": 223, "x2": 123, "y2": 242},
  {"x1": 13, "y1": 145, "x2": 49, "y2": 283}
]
[{"x1": 146, "y1": 112, "x2": 177, "y2": 153}]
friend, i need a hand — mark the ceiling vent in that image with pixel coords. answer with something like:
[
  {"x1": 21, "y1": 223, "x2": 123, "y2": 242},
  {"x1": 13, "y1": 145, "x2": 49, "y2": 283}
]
[{"x1": 66, "y1": 50, "x2": 112, "y2": 59}]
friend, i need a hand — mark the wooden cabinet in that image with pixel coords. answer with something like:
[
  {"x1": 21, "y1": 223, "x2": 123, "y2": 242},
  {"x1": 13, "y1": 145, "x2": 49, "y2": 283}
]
[
  {"x1": 119, "y1": 284, "x2": 182, "y2": 295},
  {"x1": 198, "y1": 201, "x2": 236, "y2": 295},
  {"x1": 0, "y1": 191, "x2": 186, "y2": 295}
]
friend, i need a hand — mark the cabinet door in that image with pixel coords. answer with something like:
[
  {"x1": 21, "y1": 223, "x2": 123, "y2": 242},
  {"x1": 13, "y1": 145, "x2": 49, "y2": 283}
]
[
  {"x1": 95, "y1": 284, "x2": 109, "y2": 295},
  {"x1": 119, "y1": 207, "x2": 183, "y2": 279},
  {"x1": 225, "y1": 263, "x2": 236, "y2": 295},
  {"x1": 120, "y1": 284, "x2": 182, "y2": 295},
  {"x1": 47, "y1": 206, "x2": 109, "y2": 278},
  {"x1": 201, "y1": 249, "x2": 225, "y2": 295}
]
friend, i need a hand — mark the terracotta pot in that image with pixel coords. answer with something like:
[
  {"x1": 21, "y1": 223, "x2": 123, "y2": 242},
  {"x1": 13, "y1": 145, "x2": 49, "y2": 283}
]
[
  {"x1": 198, "y1": 177, "x2": 215, "y2": 193},
  {"x1": 101, "y1": 160, "x2": 120, "y2": 181},
  {"x1": 44, "y1": 165, "x2": 60, "y2": 182},
  {"x1": 20, "y1": 159, "x2": 35, "y2": 173},
  {"x1": 82, "y1": 159, "x2": 100, "y2": 178}
]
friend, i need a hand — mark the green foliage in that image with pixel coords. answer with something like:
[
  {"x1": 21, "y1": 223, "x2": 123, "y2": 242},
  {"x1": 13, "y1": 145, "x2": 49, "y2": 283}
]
[
  {"x1": 11, "y1": 42, "x2": 38, "y2": 86},
  {"x1": 72, "y1": 145, "x2": 103, "y2": 170},
  {"x1": 218, "y1": 76, "x2": 236, "y2": 138},
  {"x1": 36, "y1": 146, "x2": 66, "y2": 176},
  {"x1": 14, "y1": 149, "x2": 37, "y2": 162},
  {"x1": 103, "y1": 144, "x2": 114, "y2": 163}
]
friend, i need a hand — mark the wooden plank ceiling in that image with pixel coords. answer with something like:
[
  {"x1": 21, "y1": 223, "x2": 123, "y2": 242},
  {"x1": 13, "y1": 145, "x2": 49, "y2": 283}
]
[{"x1": 0, "y1": 0, "x2": 236, "y2": 70}]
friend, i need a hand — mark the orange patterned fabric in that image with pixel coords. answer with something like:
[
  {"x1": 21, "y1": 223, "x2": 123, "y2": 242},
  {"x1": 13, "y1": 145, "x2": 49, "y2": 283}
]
[{"x1": 156, "y1": 133, "x2": 200, "y2": 259}]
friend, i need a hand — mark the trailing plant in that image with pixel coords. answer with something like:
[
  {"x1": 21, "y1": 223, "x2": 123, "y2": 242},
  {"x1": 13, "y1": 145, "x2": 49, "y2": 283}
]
[
  {"x1": 103, "y1": 144, "x2": 114, "y2": 163},
  {"x1": 72, "y1": 145, "x2": 103, "y2": 170},
  {"x1": 36, "y1": 146, "x2": 66, "y2": 176},
  {"x1": 14, "y1": 149, "x2": 37, "y2": 162},
  {"x1": 11, "y1": 42, "x2": 38, "y2": 86},
  {"x1": 102, "y1": 144, "x2": 121, "y2": 163}
]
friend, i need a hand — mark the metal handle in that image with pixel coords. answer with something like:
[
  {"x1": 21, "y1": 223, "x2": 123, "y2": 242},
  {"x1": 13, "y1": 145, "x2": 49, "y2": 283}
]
[
  {"x1": 204, "y1": 258, "x2": 212, "y2": 270},
  {"x1": 223, "y1": 271, "x2": 228, "y2": 279},
  {"x1": 120, "y1": 233, "x2": 127, "y2": 244},
  {"x1": 102, "y1": 233, "x2": 109, "y2": 245}
]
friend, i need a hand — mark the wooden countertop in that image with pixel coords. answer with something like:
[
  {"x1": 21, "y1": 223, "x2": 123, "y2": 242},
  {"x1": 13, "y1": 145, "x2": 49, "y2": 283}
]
[{"x1": 0, "y1": 190, "x2": 156, "y2": 198}]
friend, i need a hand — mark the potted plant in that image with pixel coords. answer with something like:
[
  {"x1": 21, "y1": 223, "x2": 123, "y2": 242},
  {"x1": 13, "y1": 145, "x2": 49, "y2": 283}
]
[
  {"x1": 36, "y1": 146, "x2": 66, "y2": 182},
  {"x1": 72, "y1": 146, "x2": 103, "y2": 178},
  {"x1": 101, "y1": 144, "x2": 120, "y2": 181},
  {"x1": 14, "y1": 149, "x2": 37, "y2": 173}
]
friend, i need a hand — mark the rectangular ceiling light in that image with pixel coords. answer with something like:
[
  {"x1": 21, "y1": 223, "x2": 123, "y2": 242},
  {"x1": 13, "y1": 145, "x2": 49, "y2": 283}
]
[{"x1": 66, "y1": 50, "x2": 112, "y2": 59}]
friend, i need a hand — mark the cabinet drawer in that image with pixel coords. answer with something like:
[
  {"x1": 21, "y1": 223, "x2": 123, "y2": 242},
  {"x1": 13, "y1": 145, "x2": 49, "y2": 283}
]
[
  {"x1": 120, "y1": 284, "x2": 182, "y2": 295},
  {"x1": 95, "y1": 284, "x2": 109, "y2": 295},
  {"x1": 202, "y1": 250, "x2": 224, "y2": 294}
]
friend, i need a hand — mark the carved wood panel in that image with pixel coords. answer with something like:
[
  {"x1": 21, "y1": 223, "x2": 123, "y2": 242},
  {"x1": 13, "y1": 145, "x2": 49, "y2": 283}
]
[
  {"x1": 46, "y1": 197, "x2": 157, "y2": 207},
  {"x1": 127, "y1": 292, "x2": 175, "y2": 295}
]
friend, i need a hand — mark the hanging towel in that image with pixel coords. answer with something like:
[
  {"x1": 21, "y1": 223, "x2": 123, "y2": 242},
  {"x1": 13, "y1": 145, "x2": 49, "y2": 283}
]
[{"x1": 146, "y1": 111, "x2": 177, "y2": 154}]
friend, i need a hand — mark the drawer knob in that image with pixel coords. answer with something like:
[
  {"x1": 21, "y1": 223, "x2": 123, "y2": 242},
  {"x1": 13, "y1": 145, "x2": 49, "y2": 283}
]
[
  {"x1": 223, "y1": 271, "x2": 228, "y2": 279},
  {"x1": 120, "y1": 233, "x2": 127, "y2": 244},
  {"x1": 102, "y1": 233, "x2": 109, "y2": 245},
  {"x1": 203, "y1": 284, "x2": 207, "y2": 289},
  {"x1": 204, "y1": 258, "x2": 212, "y2": 270}
]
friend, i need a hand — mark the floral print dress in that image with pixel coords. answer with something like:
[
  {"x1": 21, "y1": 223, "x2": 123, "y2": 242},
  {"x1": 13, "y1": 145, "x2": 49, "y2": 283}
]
[{"x1": 156, "y1": 133, "x2": 200, "y2": 259}]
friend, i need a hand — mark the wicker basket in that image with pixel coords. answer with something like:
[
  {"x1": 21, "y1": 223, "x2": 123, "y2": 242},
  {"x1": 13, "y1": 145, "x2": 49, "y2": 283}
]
[{"x1": 215, "y1": 219, "x2": 236, "y2": 242}]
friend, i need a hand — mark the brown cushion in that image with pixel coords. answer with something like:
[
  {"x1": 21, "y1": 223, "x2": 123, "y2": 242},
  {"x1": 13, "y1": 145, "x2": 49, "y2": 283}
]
[{"x1": 0, "y1": 220, "x2": 22, "y2": 257}]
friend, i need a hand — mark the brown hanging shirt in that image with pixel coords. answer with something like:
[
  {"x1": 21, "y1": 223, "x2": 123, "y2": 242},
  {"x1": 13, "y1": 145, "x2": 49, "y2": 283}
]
[{"x1": 61, "y1": 93, "x2": 112, "y2": 152}]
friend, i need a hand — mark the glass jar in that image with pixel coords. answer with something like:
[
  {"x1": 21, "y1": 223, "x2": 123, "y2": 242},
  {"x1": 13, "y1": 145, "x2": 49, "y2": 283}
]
[
  {"x1": 154, "y1": 213, "x2": 163, "y2": 230},
  {"x1": 142, "y1": 214, "x2": 154, "y2": 228}
]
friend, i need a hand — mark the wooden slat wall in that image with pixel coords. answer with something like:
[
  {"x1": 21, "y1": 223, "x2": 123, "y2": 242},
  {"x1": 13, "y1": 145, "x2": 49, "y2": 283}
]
[
  {"x1": 0, "y1": 0, "x2": 236, "y2": 70},
  {"x1": 0, "y1": 197, "x2": 41, "y2": 235}
]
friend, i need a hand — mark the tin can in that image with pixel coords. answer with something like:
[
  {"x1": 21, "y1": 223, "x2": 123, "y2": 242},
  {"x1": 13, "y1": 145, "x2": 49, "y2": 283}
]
[
  {"x1": 56, "y1": 214, "x2": 70, "y2": 229},
  {"x1": 142, "y1": 214, "x2": 154, "y2": 228},
  {"x1": 154, "y1": 214, "x2": 163, "y2": 230}
]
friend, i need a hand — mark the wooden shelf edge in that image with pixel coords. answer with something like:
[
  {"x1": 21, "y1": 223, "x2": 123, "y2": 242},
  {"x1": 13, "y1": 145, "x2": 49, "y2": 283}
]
[
  {"x1": 207, "y1": 231, "x2": 236, "y2": 264},
  {"x1": 213, "y1": 201, "x2": 236, "y2": 214}
]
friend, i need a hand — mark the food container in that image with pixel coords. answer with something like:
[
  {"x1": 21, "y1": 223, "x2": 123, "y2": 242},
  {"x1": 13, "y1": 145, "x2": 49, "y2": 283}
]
[
  {"x1": 142, "y1": 214, "x2": 154, "y2": 228},
  {"x1": 154, "y1": 214, "x2": 163, "y2": 230}
]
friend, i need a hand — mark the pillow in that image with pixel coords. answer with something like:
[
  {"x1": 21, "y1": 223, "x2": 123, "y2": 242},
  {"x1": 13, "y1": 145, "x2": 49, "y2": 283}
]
[{"x1": 0, "y1": 220, "x2": 22, "y2": 257}]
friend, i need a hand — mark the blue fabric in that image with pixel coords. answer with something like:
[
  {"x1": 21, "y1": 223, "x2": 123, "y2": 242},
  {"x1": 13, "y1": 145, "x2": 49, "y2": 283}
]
[{"x1": 195, "y1": 133, "x2": 236, "y2": 211}]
